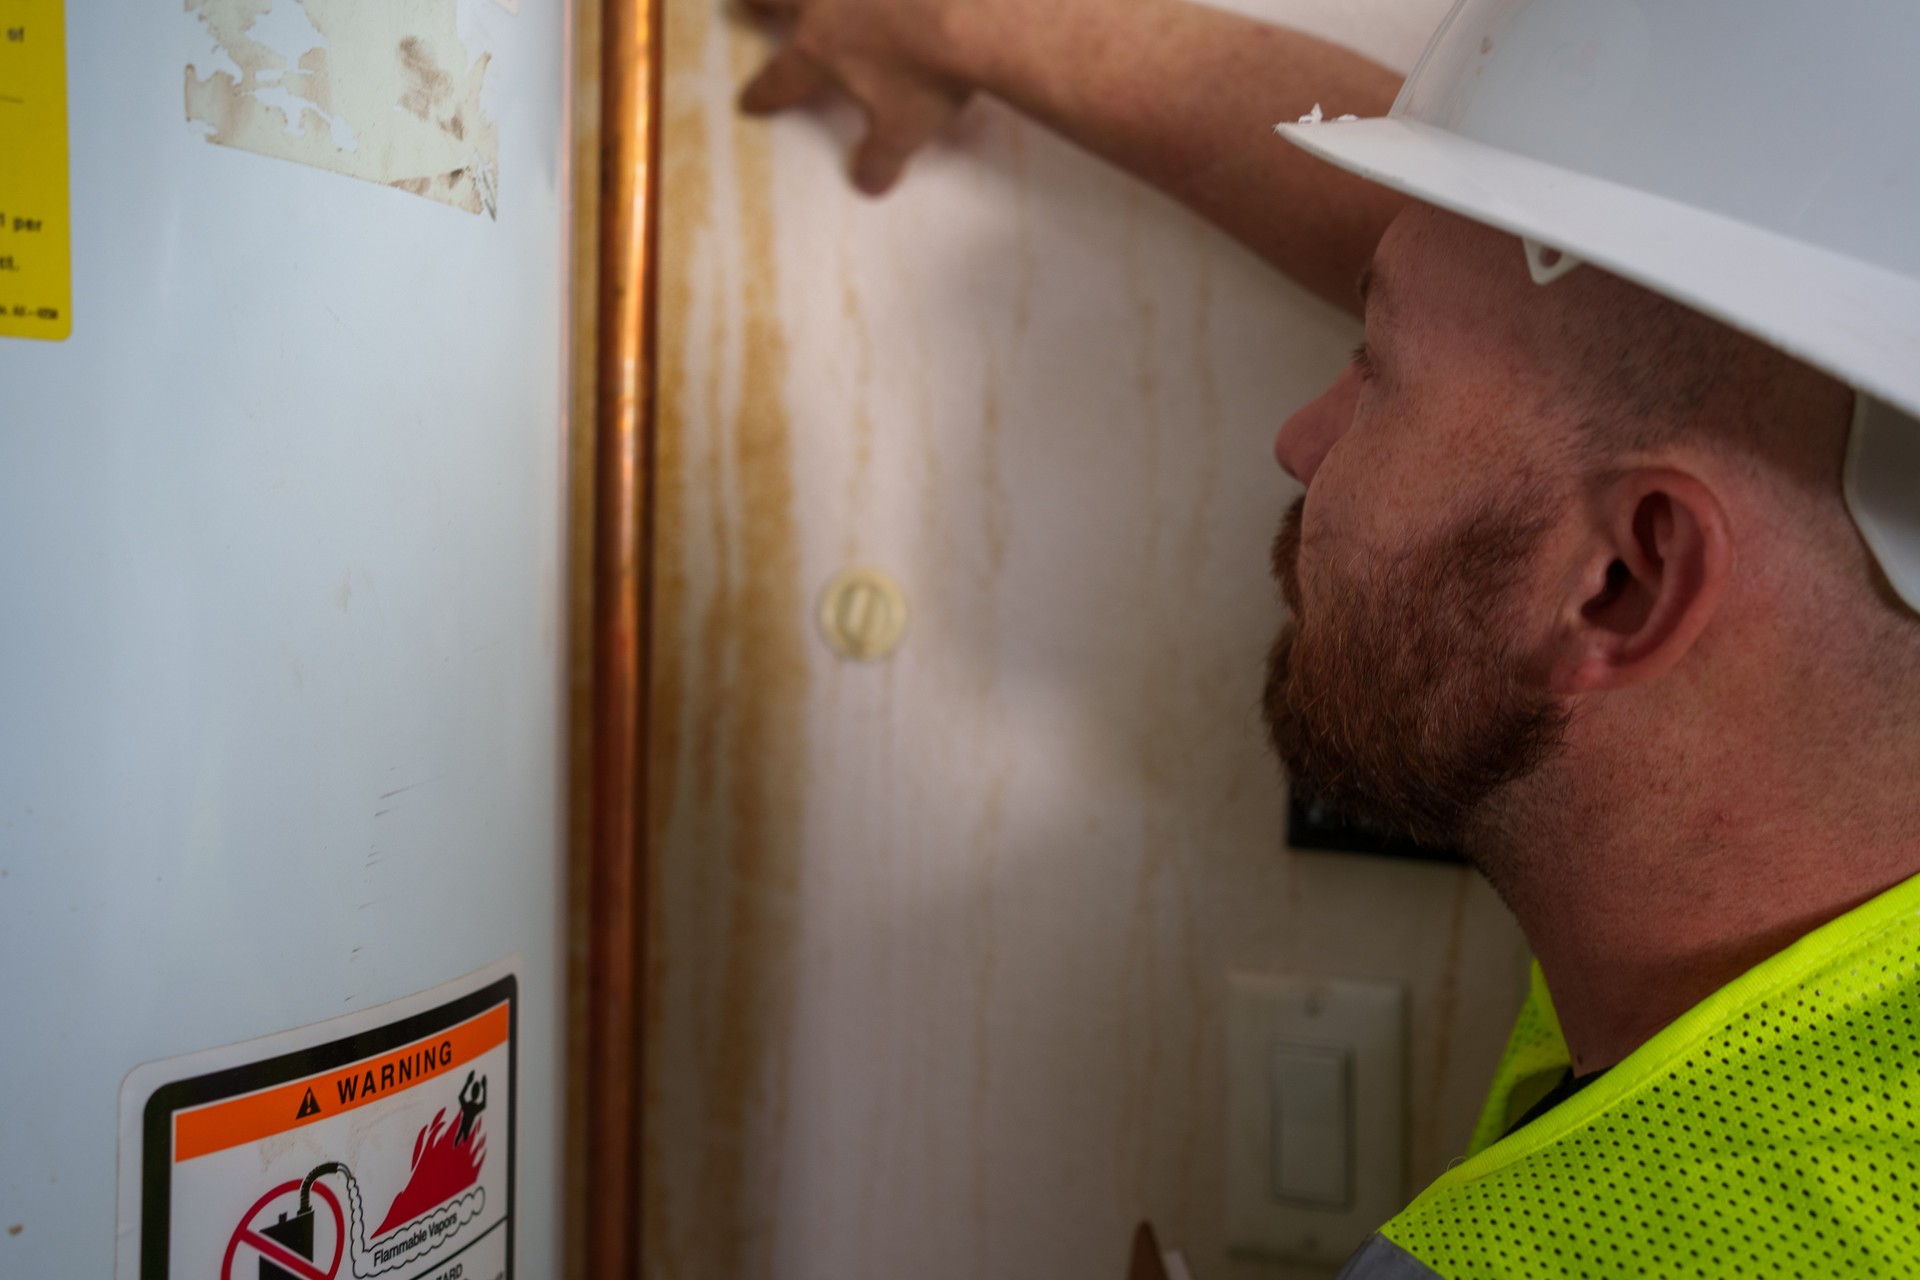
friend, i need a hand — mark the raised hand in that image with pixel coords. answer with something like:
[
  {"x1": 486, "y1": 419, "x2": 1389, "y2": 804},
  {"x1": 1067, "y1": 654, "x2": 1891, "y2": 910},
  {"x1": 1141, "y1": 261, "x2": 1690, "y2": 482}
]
[
  {"x1": 735, "y1": 0, "x2": 1405, "y2": 310},
  {"x1": 738, "y1": 0, "x2": 981, "y2": 193}
]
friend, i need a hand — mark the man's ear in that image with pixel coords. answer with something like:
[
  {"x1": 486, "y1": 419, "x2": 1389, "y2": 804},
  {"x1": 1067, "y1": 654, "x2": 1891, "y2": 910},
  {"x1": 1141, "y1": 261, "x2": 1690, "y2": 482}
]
[{"x1": 1550, "y1": 469, "x2": 1732, "y2": 696}]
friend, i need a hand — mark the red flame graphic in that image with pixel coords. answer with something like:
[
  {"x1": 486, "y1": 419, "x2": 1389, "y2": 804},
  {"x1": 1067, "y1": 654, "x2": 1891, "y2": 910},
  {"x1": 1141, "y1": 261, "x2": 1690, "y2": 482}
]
[{"x1": 373, "y1": 1107, "x2": 486, "y2": 1238}]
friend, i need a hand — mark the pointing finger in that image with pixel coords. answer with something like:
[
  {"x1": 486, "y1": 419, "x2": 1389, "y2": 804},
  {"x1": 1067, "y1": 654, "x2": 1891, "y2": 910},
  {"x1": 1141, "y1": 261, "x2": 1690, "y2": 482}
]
[
  {"x1": 851, "y1": 129, "x2": 917, "y2": 196},
  {"x1": 850, "y1": 86, "x2": 959, "y2": 195},
  {"x1": 740, "y1": 45, "x2": 833, "y2": 114}
]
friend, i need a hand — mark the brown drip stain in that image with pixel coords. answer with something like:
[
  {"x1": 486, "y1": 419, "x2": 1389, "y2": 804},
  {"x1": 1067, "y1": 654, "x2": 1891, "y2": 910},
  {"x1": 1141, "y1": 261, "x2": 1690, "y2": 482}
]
[
  {"x1": 977, "y1": 361, "x2": 1009, "y2": 578},
  {"x1": 1004, "y1": 117, "x2": 1036, "y2": 339},
  {"x1": 645, "y1": 0, "x2": 809, "y2": 1275},
  {"x1": 1180, "y1": 223, "x2": 1222, "y2": 576},
  {"x1": 1112, "y1": 178, "x2": 1187, "y2": 1219},
  {"x1": 641, "y1": 8, "x2": 705, "y2": 1267},
  {"x1": 838, "y1": 273, "x2": 876, "y2": 560},
  {"x1": 966, "y1": 774, "x2": 1006, "y2": 1270}
]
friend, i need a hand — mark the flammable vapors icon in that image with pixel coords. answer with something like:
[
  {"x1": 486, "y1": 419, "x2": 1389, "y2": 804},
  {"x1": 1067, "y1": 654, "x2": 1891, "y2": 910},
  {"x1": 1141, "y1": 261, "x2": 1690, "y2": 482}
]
[{"x1": 256, "y1": 1071, "x2": 489, "y2": 1280}]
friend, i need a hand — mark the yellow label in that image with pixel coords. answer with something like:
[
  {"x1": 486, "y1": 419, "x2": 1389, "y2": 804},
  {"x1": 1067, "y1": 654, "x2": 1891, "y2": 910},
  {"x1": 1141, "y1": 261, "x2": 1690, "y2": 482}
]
[{"x1": 0, "y1": 0, "x2": 71, "y2": 341}]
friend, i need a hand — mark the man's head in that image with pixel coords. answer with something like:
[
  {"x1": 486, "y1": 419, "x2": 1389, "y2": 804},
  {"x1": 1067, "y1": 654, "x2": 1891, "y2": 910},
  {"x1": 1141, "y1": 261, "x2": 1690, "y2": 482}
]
[{"x1": 1263, "y1": 204, "x2": 1906, "y2": 863}]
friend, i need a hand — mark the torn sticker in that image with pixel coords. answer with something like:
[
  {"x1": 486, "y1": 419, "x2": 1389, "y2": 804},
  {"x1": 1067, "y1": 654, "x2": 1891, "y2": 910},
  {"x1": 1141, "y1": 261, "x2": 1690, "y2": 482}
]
[{"x1": 185, "y1": 0, "x2": 500, "y2": 218}]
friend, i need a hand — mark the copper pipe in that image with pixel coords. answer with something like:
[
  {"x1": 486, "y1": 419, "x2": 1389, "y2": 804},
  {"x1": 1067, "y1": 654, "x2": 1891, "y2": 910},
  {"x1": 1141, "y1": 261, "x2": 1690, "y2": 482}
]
[{"x1": 584, "y1": 0, "x2": 660, "y2": 1266}]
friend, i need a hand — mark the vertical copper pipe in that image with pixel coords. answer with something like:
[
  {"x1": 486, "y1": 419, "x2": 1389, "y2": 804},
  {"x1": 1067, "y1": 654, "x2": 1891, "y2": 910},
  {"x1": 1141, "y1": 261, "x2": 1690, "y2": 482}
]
[{"x1": 585, "y1": 0, "x2": 659, "y2": 1267}]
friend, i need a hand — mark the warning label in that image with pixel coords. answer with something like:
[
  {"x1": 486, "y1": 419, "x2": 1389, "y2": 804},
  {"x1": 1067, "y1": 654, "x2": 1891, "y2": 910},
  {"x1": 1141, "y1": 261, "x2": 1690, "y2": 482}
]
[
  {"x1": 0, "y1": 0, "x2": 73, "y2": 341},
  {"x1": 117, "y1": 961, "x2": 517, "y2": 1280}
]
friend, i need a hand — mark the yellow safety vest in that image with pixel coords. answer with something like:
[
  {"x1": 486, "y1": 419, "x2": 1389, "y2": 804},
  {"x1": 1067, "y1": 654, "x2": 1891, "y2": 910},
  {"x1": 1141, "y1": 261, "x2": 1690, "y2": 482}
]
[{"x1": 1337, "y1": 871, "x2": 1920, "y2": 1278}]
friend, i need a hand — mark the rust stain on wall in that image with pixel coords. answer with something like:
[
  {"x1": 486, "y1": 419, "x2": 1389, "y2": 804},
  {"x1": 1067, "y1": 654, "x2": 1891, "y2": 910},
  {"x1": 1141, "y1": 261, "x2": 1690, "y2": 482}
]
[
  {"x1": 1111, "y1": 204, "x2": 1225, "y2": 1232},
  {"x1": 966, "y1": 773, "x2": 1005, "y2": 1272},
  {"x1": 185, "y1": 0, "x2": 499, "y2": 216},
  {"x1": 838, "y1": 273, "x2": 876, "y2": 560},
  {"x1": 1179, "y1": 228, "x2": 1223, "y2": 577},
  {"x1": 699, "y1": 56, "x2": 809, "y2": 1263},
  {"x1": 640, "y1": 8, "x2": 707, "y2": 1271},
  {"x1": 1003, "y1": 118, "x2": 1037, "y2": 339},
  {"x1": 645, "y1": 0, "x2": 810, "y2": 1273},
  {"x1": 976, "y1": 363, "x2": 1009, "y2": 579}
]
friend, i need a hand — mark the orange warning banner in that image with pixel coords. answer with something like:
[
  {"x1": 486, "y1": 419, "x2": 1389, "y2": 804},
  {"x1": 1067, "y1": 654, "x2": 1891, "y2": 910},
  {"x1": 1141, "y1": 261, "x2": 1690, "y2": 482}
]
[{"x1": 173, "y1": 1004, "x2": 509, "y2": 1162}]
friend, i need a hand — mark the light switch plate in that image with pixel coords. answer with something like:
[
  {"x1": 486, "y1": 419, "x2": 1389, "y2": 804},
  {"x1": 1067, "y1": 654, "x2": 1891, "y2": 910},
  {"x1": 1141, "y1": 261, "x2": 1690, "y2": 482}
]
[{"x1": 1226, "y1": 973, "x2": 1407, "y2": 1264}]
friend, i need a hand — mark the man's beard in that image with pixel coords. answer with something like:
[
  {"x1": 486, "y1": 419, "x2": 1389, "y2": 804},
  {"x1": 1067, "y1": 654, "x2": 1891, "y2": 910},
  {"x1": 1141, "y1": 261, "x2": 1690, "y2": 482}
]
[{"x1": 1262, "y1": 493, "x2": 1570, "y2": 853}]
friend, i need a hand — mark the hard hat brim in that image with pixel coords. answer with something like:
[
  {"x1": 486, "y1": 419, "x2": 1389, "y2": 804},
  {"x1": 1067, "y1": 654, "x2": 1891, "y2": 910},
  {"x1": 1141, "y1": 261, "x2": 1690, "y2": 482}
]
[{"x1": 1275, "y1": 117, "x2": 1920, "y2": 423}]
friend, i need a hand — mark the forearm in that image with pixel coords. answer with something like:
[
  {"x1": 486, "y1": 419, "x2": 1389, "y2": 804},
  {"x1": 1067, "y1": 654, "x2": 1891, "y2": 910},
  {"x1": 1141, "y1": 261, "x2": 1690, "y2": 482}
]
[{"x1": 949, "y1": 0, "x2": 1405, "y2": 313}]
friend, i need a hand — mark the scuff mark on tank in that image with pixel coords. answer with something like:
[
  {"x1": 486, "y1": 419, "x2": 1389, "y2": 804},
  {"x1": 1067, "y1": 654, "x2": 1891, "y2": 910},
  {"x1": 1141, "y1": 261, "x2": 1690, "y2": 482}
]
[{"x1": 184, "y1": 0, "x2": 500, "y2": 217}]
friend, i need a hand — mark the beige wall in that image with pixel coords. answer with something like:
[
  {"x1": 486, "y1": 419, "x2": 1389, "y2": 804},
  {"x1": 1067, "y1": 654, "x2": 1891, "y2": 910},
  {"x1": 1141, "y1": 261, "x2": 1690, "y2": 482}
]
[{"x1": 643, "y1": 2, "x2": 1530, "y2": 1277}]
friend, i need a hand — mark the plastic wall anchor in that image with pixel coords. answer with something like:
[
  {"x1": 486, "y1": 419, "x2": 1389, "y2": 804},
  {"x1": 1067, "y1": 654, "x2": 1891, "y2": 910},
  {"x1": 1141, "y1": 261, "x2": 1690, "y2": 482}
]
[{"x1": 818, "y1": 567, "x2": 909, "y2": 661}]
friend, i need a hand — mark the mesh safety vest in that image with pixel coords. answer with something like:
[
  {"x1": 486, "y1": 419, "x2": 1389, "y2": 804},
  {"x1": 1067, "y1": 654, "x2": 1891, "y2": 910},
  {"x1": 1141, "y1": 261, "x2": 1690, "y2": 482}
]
[{"x1": 1337, "y1": 872, "x2": 1920, "y2": 1278}]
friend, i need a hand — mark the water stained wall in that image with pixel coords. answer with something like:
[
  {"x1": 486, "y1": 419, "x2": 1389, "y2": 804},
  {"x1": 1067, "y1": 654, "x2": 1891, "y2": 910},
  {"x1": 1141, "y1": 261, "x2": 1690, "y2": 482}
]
[{"x1": 643, "y1": 1, "x2": 1525, "y2": 1277}]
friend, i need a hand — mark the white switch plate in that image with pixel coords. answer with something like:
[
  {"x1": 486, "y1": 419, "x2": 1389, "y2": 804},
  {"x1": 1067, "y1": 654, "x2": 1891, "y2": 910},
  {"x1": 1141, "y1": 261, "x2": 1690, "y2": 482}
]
[{"x1": 1226, "y1": 973, "x2": 1407, "y2": 1264}]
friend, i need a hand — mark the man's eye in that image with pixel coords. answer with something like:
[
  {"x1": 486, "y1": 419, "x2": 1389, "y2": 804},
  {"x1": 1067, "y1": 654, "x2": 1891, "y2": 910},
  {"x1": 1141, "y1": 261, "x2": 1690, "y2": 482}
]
[{"x1": 1350, "y1": 342, "x2": 1377, "y2": 381}]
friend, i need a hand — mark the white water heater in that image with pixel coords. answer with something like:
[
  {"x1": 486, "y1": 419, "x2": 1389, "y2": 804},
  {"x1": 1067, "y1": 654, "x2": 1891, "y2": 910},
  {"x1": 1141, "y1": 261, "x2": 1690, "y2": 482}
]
[{"x1": 1, "y1": 2, "x2": 569, "y2": 1277}]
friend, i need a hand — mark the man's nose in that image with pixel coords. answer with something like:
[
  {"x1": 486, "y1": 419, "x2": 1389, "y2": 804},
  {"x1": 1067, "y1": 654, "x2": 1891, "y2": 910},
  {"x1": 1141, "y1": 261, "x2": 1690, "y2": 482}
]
[{"x1": 1274, "y1": 364, "x2": 1361, "y2": 487}]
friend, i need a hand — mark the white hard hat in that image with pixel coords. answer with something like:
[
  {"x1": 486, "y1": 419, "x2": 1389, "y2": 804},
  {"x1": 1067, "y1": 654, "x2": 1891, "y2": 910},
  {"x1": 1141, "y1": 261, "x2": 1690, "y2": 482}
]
[{"x1": 1275, "y1": 0, "x2": 1920, "y2": 611}]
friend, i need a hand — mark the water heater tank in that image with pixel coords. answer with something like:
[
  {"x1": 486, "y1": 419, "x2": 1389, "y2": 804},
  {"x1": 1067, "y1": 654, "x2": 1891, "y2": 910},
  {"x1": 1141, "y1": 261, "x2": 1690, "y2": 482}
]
[{"x1": 1, "y1": 2, "x2": 570, "y2": 1276}]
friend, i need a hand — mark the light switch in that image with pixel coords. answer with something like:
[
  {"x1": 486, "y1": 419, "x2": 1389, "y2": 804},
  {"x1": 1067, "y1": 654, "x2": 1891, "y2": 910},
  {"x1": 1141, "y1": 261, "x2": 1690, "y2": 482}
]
[
  {"x1": 1270, "y1": 1042, "x2": 1352, "y2": 1208},
  {"x1": 1226, "y1": 974, "x2": 1406, "y2": 1265}
]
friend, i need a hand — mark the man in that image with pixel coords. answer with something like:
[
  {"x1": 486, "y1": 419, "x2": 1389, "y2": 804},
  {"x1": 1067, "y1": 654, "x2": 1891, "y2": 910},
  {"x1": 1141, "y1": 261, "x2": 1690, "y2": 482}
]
[{"x1": 740, "y1": 0, "x2": 1920, "y2": 1274}]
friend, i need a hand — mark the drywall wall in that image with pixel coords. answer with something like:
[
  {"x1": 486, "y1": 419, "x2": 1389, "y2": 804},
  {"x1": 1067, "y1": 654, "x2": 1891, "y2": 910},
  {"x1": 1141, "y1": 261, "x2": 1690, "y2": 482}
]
[{"x1": 642, "y1": 2, "x2": 1527, "y2": 1277}]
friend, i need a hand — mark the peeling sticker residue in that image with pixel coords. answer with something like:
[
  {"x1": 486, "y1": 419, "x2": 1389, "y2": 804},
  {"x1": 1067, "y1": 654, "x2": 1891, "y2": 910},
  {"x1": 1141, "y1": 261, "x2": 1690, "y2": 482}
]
[{"x1": 185, "y1": 0, "x2": 500, "y2": 217}]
